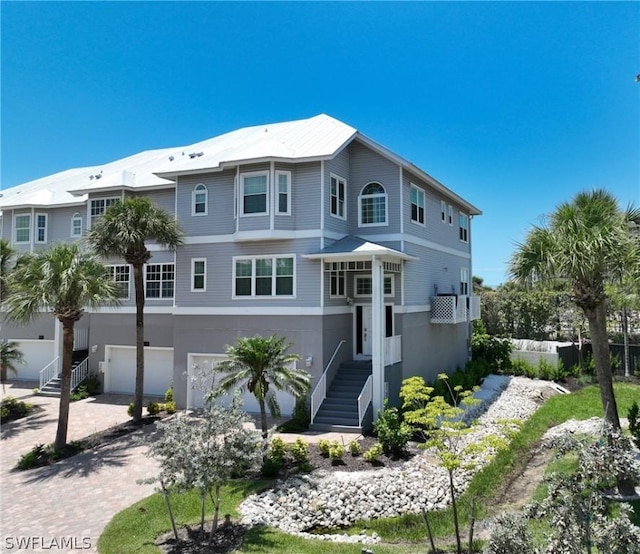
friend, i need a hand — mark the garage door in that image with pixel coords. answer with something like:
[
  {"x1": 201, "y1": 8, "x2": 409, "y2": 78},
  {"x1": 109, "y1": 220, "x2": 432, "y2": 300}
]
[
  {"x1": 187, "y1": 353, "x2": 296, "y2": 416},
  {"x1": 105, "y1": 345, "x2": 174, "y2": 396},
  {"x1": 10, "y1": 339, "x2": 56, "y2": 381}
]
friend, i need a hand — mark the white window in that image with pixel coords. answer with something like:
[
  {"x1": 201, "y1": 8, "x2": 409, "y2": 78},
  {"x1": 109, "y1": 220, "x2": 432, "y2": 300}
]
[
  {"x1": 275, "y1": 171, "x2": 291, "y2": 215},
  {"x1": 145, "y1": 263, "x2": 175, "y2": 299},
  {"x1": 330, "y1": 271, "x2": 346, "y2": 297},
  {"x1": 330, "y1": 174, "x2": 346, "y2": 219},
  {"x1": 440, "y1": 200, "x2": 446, "y2": 223},
  {"x1": 192, "y1": 184, "x2": 208, "y2": 216},
  {"x1": 359, "y1": 182, "x2": 388, "y2": 226},
  {"x1": 90, "y1": 198, "x2": 119, "y2": 226},
  {"x1": 410, "y1": 185, "x2": 425, "y2": 225},
  {"x1": 109, "y1": 265, "x2": 130, "y2": 299},
  {"x1": 14, "y1": 214, "x2": 31, "y2": 243},
  {"x1": 233, "y1": 256, "x2": 295, "y2": 298},
  {"x1": 241, "y1": 172, "x2": 268, "y2": 216},
  {"x1": 459, "y1": 213, "x2": 469, "y2": 242},
  {"x1": 192, "y1": 258, "x2": 206, "y2": 292},
  {"x1": 460, "y1": 268, "x2": 469, "y2": 296},
  {"x1": 448, "y1": 204, "x2": 453, "y2": 226},
  {"x1": 354, "y1": 275, "x2": 394, "y2": 297},
  {"x1": 34, "y1": 213, "x2": 48, "y2": 243},
  {"x1": 71, "y1": 213, "x2": 83, "y2": 237}
]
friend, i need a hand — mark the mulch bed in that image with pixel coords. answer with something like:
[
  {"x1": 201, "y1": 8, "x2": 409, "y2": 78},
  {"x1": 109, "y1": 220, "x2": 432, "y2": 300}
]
[{"x1": 156, "y1": 521, "x2": 249, "y2": 554}]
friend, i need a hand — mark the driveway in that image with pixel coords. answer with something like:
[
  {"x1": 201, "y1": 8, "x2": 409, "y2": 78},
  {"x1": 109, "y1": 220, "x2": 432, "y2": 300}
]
[{"x1": 0, "y1": 383, "x2": 161, "y2": 553}]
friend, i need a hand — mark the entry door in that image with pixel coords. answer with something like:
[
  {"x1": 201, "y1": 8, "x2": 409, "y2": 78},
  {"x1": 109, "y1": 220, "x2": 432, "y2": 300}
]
[{"x1": 356, "y1": 305, "x2": 373, "y2": 357}]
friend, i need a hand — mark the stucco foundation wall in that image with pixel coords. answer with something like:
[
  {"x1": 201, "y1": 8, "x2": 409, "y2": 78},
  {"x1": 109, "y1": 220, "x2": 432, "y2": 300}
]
[
  {"x1": 1, "y1": 313, "x2": 56, "y2": 341},
  {"x1": 321, "y1": 312, "x2": 353, "y2": 387}
]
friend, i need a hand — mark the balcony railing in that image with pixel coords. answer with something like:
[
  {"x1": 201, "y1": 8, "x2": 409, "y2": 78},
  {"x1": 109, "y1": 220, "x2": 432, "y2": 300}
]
[
  {"x1": 468, "y1": 295, "x2": 481, "y2": 321},
  {"x1": 384, "y1": 335, "x2": 402, "y2": 366},
  {"x1": 430, "y1": 294, "x2": 480, "y2": 324}
]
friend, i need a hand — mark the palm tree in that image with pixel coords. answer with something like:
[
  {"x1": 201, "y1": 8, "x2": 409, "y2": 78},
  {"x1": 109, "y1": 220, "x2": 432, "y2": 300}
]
[
  {"x1": 86, "y1": 197, "x2": 183, "y2": 421},
  {"x1": 0, "y1": 238, "x2": 16, "y2": 300},
  {"x1": 213, "y1": 335, "x2": 310, "y2": 439},
  {"x1": 0, "y1": 340, "x2": 25, "y2": 392},
  {"x1": 2, "y1": 243, "x2": 120, "y2": 449},
  {"x1": 510, "y1": 189, "x2": 639, "y2": 431}
]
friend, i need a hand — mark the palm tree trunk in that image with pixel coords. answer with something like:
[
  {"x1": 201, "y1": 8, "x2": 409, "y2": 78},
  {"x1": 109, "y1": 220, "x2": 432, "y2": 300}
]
[
  {"x1": 258, "y1": 397, "x2": 269, "y2": 440},
  {"x1": 622, "y1": 307, "x2": 630, "y2": 378},
  {"x1": 134, "y1": 263, "x2": 145, "y2": 422},
  {"x1": 54, "y1": 319, "x2": 75, "y2": 450}
]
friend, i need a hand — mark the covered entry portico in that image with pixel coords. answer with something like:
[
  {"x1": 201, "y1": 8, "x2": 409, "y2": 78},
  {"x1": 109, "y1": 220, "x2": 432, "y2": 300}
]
[{"x1": 305, "y1": 236, "x2": 416, "y2": 422}]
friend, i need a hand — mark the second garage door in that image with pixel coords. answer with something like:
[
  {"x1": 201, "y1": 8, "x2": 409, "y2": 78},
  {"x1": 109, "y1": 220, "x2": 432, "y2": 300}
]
[{"x1": 105, "y1": 345, "x2": 174, "y2": 396}]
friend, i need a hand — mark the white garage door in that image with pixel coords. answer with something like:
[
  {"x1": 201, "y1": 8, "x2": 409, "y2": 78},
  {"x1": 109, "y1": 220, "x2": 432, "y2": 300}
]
[
  {"x1": 10, "y1": 340, "x2": 56, "y2": 381},
  {"x1": 187, "y1": 353, "x2": 296, "y2": 416},
  {"x1": 105, "y1": 345, "x2": 174, "y2": 396}
]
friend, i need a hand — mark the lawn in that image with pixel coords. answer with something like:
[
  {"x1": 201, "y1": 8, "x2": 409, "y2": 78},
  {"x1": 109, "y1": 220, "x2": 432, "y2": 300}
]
[{"x1": 98, "y1": 382, "x2": 640, "y2": 553}]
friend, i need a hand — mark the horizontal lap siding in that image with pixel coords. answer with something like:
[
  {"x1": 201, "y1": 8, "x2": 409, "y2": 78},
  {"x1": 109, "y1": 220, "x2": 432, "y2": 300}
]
[
  {"x1": 286, "y1": 162, "x2": 321, "y2": 231},
  {"x1": 48, "y1": 205, "x2": 85, "y2": 243},
  {"x1": 175, "y1": 238, "x2": 322, "y2": 307},
  {"x1": 131, "y1": 189, "x2": 176, "y2": 216},
  {"x1": 238, "y1": 163, "x2": 270, "y2": 233},
  {"x1": 324, "y1": 149, "x2": 350, "y2": 235}
]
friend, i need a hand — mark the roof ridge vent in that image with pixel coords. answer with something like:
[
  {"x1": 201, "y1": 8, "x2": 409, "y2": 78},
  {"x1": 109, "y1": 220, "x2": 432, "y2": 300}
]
[{"x1": 188, "y1": 152, "x2": 204, "y2": 159}]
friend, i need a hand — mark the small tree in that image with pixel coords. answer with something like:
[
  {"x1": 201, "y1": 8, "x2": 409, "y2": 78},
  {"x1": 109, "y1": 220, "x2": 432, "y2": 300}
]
[
  {"x1": 0, "y1": 340, "x2": 25, "y2": 392},
  {"x1": 141, "y1": 397, "x2": 262, "y2": 545}
]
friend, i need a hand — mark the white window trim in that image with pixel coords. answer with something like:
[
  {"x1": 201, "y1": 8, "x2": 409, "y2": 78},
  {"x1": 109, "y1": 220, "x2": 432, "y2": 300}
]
[
  {"x1": 329, "y1": 173, "x2": 347, "y2": 220},
  {"x1": 191, "y1": 258, "x2": 207, "y2": 292},
  {"x1": 35, "y1": 213, "x2": 48, "y2": 244},
  {"x1": 329, "y1": 270, "x2": 346, "y2": 298},
  {"x1": 232, "y1": 254, "x2": 296, "y2": 299},
  {"x1": 358, "y1": 182, "x2": 389, "y2": 227},
  {"x1": 71, "y1": 212, "x2": 83, "y2": 238},
  {"x1": 410, "y1": 184, "x2": 426, "y2": 226},
  {"x1": 459, "y1": 212, "x2": 469, "y2": 243},
  {"x1": 144, "y1": 262, "x2": 175, "y2": 300},
  {"x1": 353, "y1": 274, "x2": 395, "y2": 298},
  {"x1": 89, "y1": 197, "x2": 120, "y2": 229},
  {"x1": 240, "y1": 170, "x2": 269, "y2": 217},
  {"x1": 14, "y1": 213, "x2": 31, "y2": 244},
  {"x1": 448, "y1": 204, "x2": 454, "y2": 226},
  {"x1": 108, "y1": 264, "x2": 131, "y2": 300},
  {"x1": 192, "y1": 183, "x2": 208, "y2": 216},
  {"x1": 275, "y1": 170, "x2": 291, "y2": 216},
  {"x1": 460, "y1": 267, "x2": 470, "y2": 296}
]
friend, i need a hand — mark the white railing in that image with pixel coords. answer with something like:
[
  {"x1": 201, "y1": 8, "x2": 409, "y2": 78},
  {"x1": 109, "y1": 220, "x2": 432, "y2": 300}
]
[
  {"x1": 310, "y1": 339, "x2": 346, "y2": 423},
  {"x1": 357, "y1": 375, "x2": 373, "y2": 426},
  {"x1": 430, "y1": 295, "x2": 468, "y2": 324},
  {"x1": 71, "y1": 357, "x2": 89, "y2": 391},
  {"x1": 39, "y1": 357, "x2": 60, "y2": 389},
  {"x1": 468, "y1": 295, "x2": 481, "y2": 321},
  {"x1": 384, "y1": 335, "x2": 402, "y2": 366},
  {"x1": 74, "y1": 328, "x2": 89, "y2": 350}
]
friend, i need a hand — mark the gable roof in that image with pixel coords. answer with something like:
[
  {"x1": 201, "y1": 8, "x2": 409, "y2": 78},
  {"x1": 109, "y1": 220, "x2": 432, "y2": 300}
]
[{"x1": 304, "y1": 236, "x2": 417, "y2": 262}]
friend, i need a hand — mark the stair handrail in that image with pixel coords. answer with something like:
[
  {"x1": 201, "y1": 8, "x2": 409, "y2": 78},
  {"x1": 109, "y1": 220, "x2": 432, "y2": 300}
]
[
  {"x1": 357, "y1": 375, "x2": 373, "y2": 426},
  {"x1": 39, "y1": 357, "x2": 60, "y2": 389},
  {"x1": 71, "y1": 357, "x2": 89, "y2": 392},
  {"x1": 310, "y1": 339, "x2": 346, "y2": 423}
]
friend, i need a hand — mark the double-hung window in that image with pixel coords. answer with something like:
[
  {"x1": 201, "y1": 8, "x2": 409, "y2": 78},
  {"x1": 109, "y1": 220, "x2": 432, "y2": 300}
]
[
  {"x1": 145, "y1": 263, "x2": 175, "y2": 299},
  {"x1": 35, "y1": 214, "x2": 47, "y2": 243},
  {"x1": 241, "y1": 172, "x2": 268, "y2": 216},
  {"x1": 90, "y1": 197, "x2": 119, "y2": 227},
  {"x1": 330, "y1": 271, "x2": 346, "y2": 297},
  {"x1": 275, "y1": 171, "x2": 291, "y2": 215},
  {"x1": 14, "y1": 214, "x2": 31, "y2": 243},
  {"x1": 359, "y1": 182, "x2": 387, "y2": 226},
  {"x1": 440, "y1": 200, "x2": 446, "y2": 223},
  {"x1": 448, "y1": 204, "x2": 454, "y2": 225},
  {"x1": 330, "y1": 175, "x2": 346, "y2": 219},
  {"x1": 192, "y1": 258, "x2": 206, "y2": 292},
  {"x1": 354, "y1": 275, "x2": 394, "y2": 297},
  {"x1": 410, "y1": 185, "x2": 425, "y2": 225},
  {"x1": 460, "y1": 268, "x2": 469, "y2": 296},
  {"x1": 109, "y1": 265, "x2": 131, "y2": 298},
  {"x1": 234, "y1": 256, "x2": 295, "y2": 297},
  {"x1": 193, "y1": 184, "x2": 208, "y2": 216},
  {"x1": 71, "y1": 213, "x2": 83, "y2": 237},
  {"x1": 459, "y1": 213, "x2": 469, "y2": 242}
]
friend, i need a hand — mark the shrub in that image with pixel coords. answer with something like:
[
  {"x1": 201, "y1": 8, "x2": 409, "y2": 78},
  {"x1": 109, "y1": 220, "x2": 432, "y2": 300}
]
[
  {"x1": 269, "y1": 437, "x2": 287, "y2": 463},
  {"x1": 348, "y1": 440, "x2": 362, "y2": 456},
  {"x1": 471, "y1": 327, "x2": 512, "y2": 372},
  {"x1": 628, "y1": 401, "x2": 640, "y2": 449},
  {"x1": 261, "y1": 456, "x2": 282, "y2": 478},
  {"x1": 83, "y1": 372, "x2": 102, "y2": 395},
  {"x1": 363, "y1": 442, "x2": 383, "y2": 463},
  {"x1": 127, "y1": 402, "x2": 136, "y2": 417},
  {"x1": 70, "y1": 385, "x2": 89, "y2": 402},
  {"x1": 164, "y1": 386, "x2": 174, "y2": 403},
  {"x1": 318, "y1": 438, "x2": 332, "y2": 457},
  {"x1": 374, "y1": 403, "x2": 413, "y2": 457},
  {"x1": 288, "y1": 438, "x2": 309, "y2": 464},
  {"x1": 163, "y1": 401, "x2": 176, "y2": 414},
  {"x1": 0, "y1": 396, "x2": 33, "y2": 423},
  {"x1": 328, "y1": 442, "x2": 345, "y2": 462},
  {"x1": 147, "y1": 402, "x2": 161, "y2": 415},
  {"x1": 16, "y1": 444, "x2": 48, "y2": 470}
]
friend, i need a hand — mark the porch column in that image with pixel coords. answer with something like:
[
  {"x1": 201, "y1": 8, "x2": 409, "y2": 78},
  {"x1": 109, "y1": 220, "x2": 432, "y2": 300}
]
[{"x1": 371, "y1": 255, "x2": 385, "y2": 420}]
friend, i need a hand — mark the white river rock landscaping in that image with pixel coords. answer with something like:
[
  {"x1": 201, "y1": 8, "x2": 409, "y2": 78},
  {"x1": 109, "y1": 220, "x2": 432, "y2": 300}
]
[{"x1": 240, "y1": 375, "x2": 560, "y2": 543}]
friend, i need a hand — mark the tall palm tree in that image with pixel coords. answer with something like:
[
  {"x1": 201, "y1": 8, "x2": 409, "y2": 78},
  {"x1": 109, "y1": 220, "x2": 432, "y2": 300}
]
[
  {"x1": 0, "y1": 238, "x2": 16, "y2": 300},
  {"x1": 2, "y1": 244, "x2": 120, "y2": 449},
  {"x1": 0, "y1": 340, "x2": 25, "y2": 392},
  {"x1": 213, "y1": 335, "x2": 310, "y2": 439},
  {"x1": 510, "y1": 189, "x2": 640, "y2": 432},
  {"x1": 86, "y1": 197, "x2": 183, "y2": 421}
]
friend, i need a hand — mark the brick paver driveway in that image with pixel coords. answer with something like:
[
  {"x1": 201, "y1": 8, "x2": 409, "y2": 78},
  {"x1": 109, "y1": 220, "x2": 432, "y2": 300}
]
[{"x1": 0, "y1": 383, "x2": 161, "y2": 553}]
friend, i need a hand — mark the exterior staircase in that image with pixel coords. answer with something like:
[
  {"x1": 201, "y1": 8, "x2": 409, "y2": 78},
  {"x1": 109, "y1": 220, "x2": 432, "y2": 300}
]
[
  {"x1": 311, "y1": 360, "x2": 372, "y2": 433},
  {"x1": 39, "y1": 349, "x2": 89, "y2": 397}
]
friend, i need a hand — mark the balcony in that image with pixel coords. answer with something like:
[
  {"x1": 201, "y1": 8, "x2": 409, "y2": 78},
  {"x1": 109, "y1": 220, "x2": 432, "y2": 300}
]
[
  {"x1": 430, "y1": 294, "x2": 480, "y2": 324},
  {"x1": 384, "y1": 335, "x2": 402, "y2": 366}
]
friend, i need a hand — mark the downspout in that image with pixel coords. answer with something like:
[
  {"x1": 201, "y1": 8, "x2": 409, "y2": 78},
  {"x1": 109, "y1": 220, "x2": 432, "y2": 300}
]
[
  {"x1": 270, "y1": 161, "x2": 275, "y2": 231},
  {"x1": 320, "y1": 161, "x2": 325, "y2": 250},
  {"x1": 235, "y1": 167, "x2": 240, "y2": 233},
  {"x1": 30, "y1": 207, "x2": 34, "y2": 253}
]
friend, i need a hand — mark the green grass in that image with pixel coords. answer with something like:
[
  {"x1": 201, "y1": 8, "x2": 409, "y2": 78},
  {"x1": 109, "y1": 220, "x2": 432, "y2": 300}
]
[{"x1": 98, "y1": 383, "x2": 640, "y2": 553}]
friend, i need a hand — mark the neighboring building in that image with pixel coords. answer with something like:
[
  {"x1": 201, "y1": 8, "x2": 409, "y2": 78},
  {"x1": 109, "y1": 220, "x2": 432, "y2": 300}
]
[{"x1": 0, "y1": 114, "x2": 481, "y2": 431}]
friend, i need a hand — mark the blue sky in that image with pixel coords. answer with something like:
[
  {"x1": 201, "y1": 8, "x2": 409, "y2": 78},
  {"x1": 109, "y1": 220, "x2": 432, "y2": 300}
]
[{"x1": 2, "y1": 1, "x2": 638, "y2": 287}]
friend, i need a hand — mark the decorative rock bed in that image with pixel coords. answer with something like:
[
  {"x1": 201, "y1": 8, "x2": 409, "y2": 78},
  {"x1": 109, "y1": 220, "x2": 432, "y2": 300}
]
[{"x1": 240, "y1": 375, "x2": 560, "y2": 543}]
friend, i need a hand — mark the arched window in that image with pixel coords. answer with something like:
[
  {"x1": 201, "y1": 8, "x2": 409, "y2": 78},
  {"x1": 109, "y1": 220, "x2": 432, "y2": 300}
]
[
  {"x1": 359, "y1": 182, "x2": 387, "y2": 226},
  {"x1": 192, "y1": 184, "x2": 208, "y2": 215},
  {"x1": 71, "y1": 213, "x2": 83, "y2": 237}
]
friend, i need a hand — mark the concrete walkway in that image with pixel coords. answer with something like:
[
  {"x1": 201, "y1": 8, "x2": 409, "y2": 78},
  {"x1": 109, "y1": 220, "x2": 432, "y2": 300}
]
[{"x1": 0, "y1": 381, "x2": 361, "y2": 553}]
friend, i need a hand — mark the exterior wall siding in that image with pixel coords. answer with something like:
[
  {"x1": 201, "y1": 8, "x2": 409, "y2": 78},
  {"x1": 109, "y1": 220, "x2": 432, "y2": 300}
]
[
  {"x1": 130, "y1": 188, "x2": 176, "y2": 216},
  {"x1": 324, "y1": 148, "x2": 350, "y2": 235}
]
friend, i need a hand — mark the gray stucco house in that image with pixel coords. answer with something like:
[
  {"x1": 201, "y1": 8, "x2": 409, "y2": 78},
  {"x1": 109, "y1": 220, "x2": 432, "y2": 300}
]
[{"x1": 0, "y1": 114, "x2": 481, "y2": 431}]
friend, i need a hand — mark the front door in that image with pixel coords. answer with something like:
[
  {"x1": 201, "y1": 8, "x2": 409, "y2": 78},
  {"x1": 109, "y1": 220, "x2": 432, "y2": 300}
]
[{"x1": 355, "y1": 305, "x2": 373, "y2": 358}]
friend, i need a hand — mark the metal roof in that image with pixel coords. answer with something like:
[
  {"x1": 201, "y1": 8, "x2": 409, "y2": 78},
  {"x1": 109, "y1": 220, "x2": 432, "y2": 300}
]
[{"x1": 303, "y1": 236, "x2": 417, "y2": 262}]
